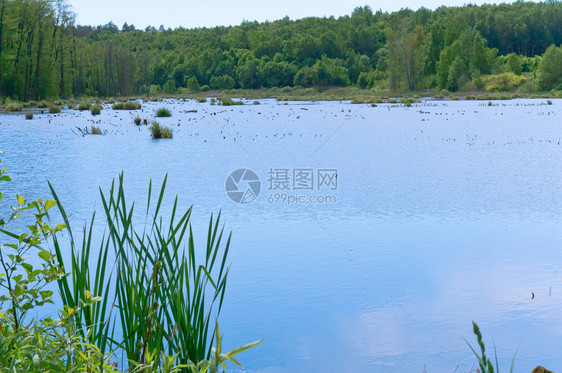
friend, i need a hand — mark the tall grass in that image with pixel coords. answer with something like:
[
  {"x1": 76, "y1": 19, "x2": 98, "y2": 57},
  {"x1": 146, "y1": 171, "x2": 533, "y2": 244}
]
[
  {"x1": 156, "y1": 108, "x2": 172, "y2": 117},
  {"x1": 49, "y1": 175, "x2": 232, "y2": 369},
  {"x1": 112, "y1": 102, "x2": 141, "y2": 110},
  {"x1": 149, "y1": 120, "x2": 173, "y2": 139},
  {"x1": 465, "y1": 321, "x2": 518, "y2": 373}
]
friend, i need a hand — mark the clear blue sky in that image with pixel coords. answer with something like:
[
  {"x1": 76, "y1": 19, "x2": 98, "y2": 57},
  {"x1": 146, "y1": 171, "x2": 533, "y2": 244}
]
[{"x1": 68, "y1": 0, "x2": 514, "y2": 29}]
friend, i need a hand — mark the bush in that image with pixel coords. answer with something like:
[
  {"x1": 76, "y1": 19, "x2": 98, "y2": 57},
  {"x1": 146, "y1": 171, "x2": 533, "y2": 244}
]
[
  {"x1": 538, "y1": 44, "x2": 562, "y2": 91},
  {"x1": 91, "y1": 104, "x2": 102, "y2": 115},
  {"x1": 112, "y1": 102, "x2": 141, "y2": 110},
  {"x1": 149, "y1": 120, "x2": 173, "y2": 138},
  {"x1": 48, "y1": 105, "x2": 61, "y2": 113},
  {"x1": 187, "y1": 76, "x2": 200, "y2": 92},
  {"x1": 37, "y1": 100, "x2": 48, "y2": 108},
  {"x1": 162, "y1": 79, "x2": 177, "y2": 94},
  {"x1": 483, "y1": 73, "x2": 526, "y2": 92},
  {"x1": 156, "y1": 107, "x2": 172, "y2": 117}
]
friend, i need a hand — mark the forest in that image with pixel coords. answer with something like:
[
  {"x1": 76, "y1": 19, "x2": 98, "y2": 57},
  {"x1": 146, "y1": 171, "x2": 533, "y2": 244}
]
[{"x1": 0, "y1": 0, "x2": 561, "y2": 100}]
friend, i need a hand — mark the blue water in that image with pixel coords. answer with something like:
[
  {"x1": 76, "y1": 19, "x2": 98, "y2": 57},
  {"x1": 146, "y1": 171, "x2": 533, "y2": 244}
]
[{"x1": 1, "y1": 98, "x2": 561, "y2": 372}]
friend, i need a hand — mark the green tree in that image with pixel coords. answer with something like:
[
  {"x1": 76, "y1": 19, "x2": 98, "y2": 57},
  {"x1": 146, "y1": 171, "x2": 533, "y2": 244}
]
[{"x1": 538, "y1": 44, "x2": 562, "y2": 91}]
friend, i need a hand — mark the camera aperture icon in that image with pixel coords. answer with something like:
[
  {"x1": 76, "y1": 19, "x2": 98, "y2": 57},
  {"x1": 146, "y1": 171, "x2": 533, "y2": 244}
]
[{"x1": 225, "y1": 169, "x2": 261, "y2": 204}]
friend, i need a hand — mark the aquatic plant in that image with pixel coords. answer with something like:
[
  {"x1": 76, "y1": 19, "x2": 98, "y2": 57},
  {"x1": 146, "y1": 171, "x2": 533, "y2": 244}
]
[
  {"x1": 5, "y1": 102, "x2": 23, "y2": 112},
  {"x1": 465, "y1": 321, "x2": 518, "y2": 373},
  {"x1": 91, "y1": 104, "x2": 102, "y2": 115},
  {"x1": 149, "y1": 120, "x2": 173, "y2": 139},
  {"x1": 79, "y1": 102, "x2": 92, "y2": 111},
  {"x1": 48, "y1": 105, "x2": 61, "y2": 114},
  {"x1": 219, "y1": 97, "x2": 243, "y2": 106},
  {"x1": 25, "y1": 113, "x2": 33, "y2": 120},
  {"x1": 112, "y1": 102, "x2": 141, "y2": 110},
  {"x1": 134, "y1": 117, "x2": 142, "y2": 125},
  {"x1": 156, "y1": 107, "x2": 172, "y2": 117}
]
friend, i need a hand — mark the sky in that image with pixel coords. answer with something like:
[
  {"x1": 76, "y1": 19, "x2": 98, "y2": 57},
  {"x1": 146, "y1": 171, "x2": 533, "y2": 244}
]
[{"x1": 68, "y1": 0, "x2": 515, "y2": 29}]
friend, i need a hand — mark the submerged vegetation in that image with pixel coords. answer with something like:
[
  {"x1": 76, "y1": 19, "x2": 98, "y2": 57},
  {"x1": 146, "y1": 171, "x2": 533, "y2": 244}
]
[
  {"x1": 0, "y1": 160, "x2": 261, "y2": 371},
  {"x1": 0, "y1": 1, "x2": 561, "y2": 101}
]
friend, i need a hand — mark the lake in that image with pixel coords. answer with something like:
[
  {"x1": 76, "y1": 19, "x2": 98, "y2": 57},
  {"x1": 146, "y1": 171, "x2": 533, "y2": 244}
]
[{"x1": 1, "y1": 98, "x2": 561, "y2": 372}]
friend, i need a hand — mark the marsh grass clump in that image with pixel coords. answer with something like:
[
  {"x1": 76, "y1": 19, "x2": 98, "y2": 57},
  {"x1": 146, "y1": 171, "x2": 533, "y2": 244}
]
[
  {"x1": 25, "y1": 113, "x2": 33, "y2": 120},
  {"x1": 37, "y1": 100, "x2": 48, "y2": 108},
  {"x1": 253, "y1": 100, "x2": 260, "y2": 105},
  {"x1": 149, "y1": 120, "x2": 173, "y2": 139},
  {"x1": 78, "y1": 102, "x2": 91, "y2": 111},
  {"x1": 48, "y1": 105, "x2": 61, "y2": 114},
  {"x1": 112, "y1": 102, "x2": 141, "y2": 110},
  {"x1": 91, "y1": 104, "x2": 102, "y2": 115},
  {"x1": 5, "y1": 102, "x2": 23, "y2": 112},
  {"x1": 197, "y1": 97, "x2": 207, "y2": 103},
  {"x1": 134, "y1": 117, "x2": 142, "y2": 125},
  {"x1": 220, "y1": 97, "x2": 244, "y2": 106},
  {"x1": 90, "y1": 125, "x2": 102, "y2": 135},
  {"x1": 67, "y1": 102, "x2": 75, "y2": 110},
  {"x1": 155, "y1": 107, "x2": 172, "y2": 117},
  {"x1": 547, "y1": 100, "x2": 553, "y2": 105}
]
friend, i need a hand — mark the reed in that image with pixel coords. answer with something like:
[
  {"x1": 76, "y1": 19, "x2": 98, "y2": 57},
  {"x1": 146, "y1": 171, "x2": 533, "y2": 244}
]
[
  {"x1": 49, "y1": 174, "x2": 238, "y2": 369},
  {"x1": 112, "y1": 102, "x2": 141, "y2": 110}
]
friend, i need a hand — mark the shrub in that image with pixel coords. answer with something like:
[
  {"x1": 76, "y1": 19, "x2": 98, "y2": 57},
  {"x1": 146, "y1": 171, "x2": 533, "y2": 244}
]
[
  {"x1": 112, "y1": 102, "x2": 141, "y2": 110},
  {"x1": 134, "y1": 117, "x2": 142, "y2": 125},
  {"x1": 91, "y1": 104, "x2": 102, "y2": 115},
  {"x1": 483, "y1": 73, "x2": 526, "y2": 92},
  {"x1": 149, "y1": 120, "x2": 173, "y2": 139},
  {"x1": 48, "y1": 105, "x2": 61, "y2": 113},
  {"x1": 78, "y1": 102, "x2": 91, "y2": 111},
  {"x1": 24, "y1": 113, "x2": 33, "y2": 120},
  {"x1": 156, "y1": 107, "x2": 172, "y2": 117},
  {"x1": 162, "y1": 79, "x2": 177, "y2": 94},
  {"x1": 187, "y1": 76, "x2": 200, "y2": 92},
  {"x1": 200, "y1": 84, "x2": 211, "y2": 92},
  {"x1": 37, "y1": 100, "x2": 48, "y2": 108}
]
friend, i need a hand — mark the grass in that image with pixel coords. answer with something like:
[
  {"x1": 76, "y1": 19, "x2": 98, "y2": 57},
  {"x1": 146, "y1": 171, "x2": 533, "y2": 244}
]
[
  {"x1": 134, "y1": 117, "x2": 142, "y2": 125},
  {"x1": 547, "y1": 100, "x2": 553, "y2": 105},
  {"x1": 24, "y1": 113, "x2": 33, "y2": 120},
  {"x1": 219, "y1": 97, "x2": 244, "y2": 106},
  {"x1": 91, "y1": 104, "x2": 102, "y2": 115},
  {"x1": 155, "y1": 107, "x2": 172, "y2": 117},
  {"x1": 112, "y1": 102, "x2": 141, "y2": 110},
  {"x1": 78, "y1": 102, "x2": 91, "y2": 111},
  {"x1": 465, "y1": 321, "x2": 518, "y2": 373},
  {"x1": 48, "y1": 105, "x2": 61, "y2": 113},
  {"x1": 48, "y1": 174, "x2": 236, "y2": 368},
  {"x1": 149, "y1": 120, "x2": 173, "y2": 139},
  {"x1": 90, "y1": 125, "x2": 102, "y2": 134},
  {"x1": 5, "y1": 102, "x2": 23, "y2": 112}
]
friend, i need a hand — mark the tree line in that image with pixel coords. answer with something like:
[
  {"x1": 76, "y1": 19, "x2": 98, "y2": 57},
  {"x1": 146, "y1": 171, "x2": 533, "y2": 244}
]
[{"x1": 0, "y1": 0, "x2": 561, "y2": 100}]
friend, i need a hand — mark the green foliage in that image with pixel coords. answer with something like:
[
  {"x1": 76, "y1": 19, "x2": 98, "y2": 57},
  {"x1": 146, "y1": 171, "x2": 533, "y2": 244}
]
[
  {"x1": 538, "y1": 45, "x2": 562, "y2": 91},
  {"x1": 219, "y1": 97, "x2": 243, "y2": 106},
  {"x1": 506, "y1": 53, "x2": 523, "y2": 75},
  {"x1": 78, "y1": 102, "x2": 92, "y2": 111},
  {"x1": 149, "y1": 120, "x2": 173, "y2": 138},
  {"x1": 162, "y1": 80, "x2": 177, "y2": 94},
  {"x1": 5, "y1": 103, "x2": 23, "y2": 112},
  {"x1": 25, "y1": 113, "x2": 33, "y2": 120},
  {"x1": 48, "y1": 105, "x2": 61, "y2": 114},
  {"x1": 91, "y1": 104, "x2": 102, "y2": 115},
  {"x1": 483, "y1": 73, "x2": 526, "y2": 92},
  {"x1": 465, "y1": 321, "x2": 518, "y2": 373},
  {"x1": 210, "y1": 75, "x2": 236, "y2": 90},
  {"x1": 187, "y1": 76, "x2": 201, "y2": 92},
  {"x1": 112, "y1": 102, "x2": 142, "y2": 110},
  {"x1": 156, "y1": 107, "x2": 172, "y2": 117}
]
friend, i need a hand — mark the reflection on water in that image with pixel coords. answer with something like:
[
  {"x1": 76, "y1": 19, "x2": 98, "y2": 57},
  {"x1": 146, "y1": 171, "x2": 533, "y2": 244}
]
[{"x1": 1, "y1": 98, "x2": 561, "y2": 372}]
